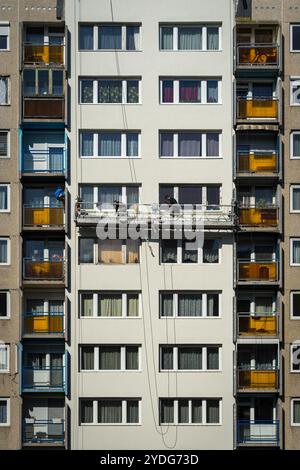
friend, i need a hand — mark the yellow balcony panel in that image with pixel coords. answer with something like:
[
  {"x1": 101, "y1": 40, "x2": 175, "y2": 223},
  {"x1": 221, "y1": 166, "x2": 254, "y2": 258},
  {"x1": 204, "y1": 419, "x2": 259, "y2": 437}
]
[
  {"x1": 238, "y1": 370, "x2": 278, "y2": 390},
  {"x1": 239, "y1": 208, "x2": 278, "y2": 227},
  {"x1": 24, "y1": 207, "x2": 64, "y2": 226},
  {"x1": 24, "y1": 45, "x2": 64, "y2": 65},
  {"x1": 24, "y1": 315, "x2": 64, "y2": 334},
  {"x1": 238, "y1": 262, "x2": 277, "y2": 282},
  {"x1": 238, "y1": 46, "x2": 278, "y2": 66},
  {"x1": 238, "y1": 153, "x2": 277, "y2": 174},
  {"x1": 238, "y1": 99, "x2": 278, "y2": 120},
  {"x1": 238, "y1": 315, "x2": 277, "y2": 336},
  {"x1": 24, "y1": 260, "x2": 64, "y2": 280}
]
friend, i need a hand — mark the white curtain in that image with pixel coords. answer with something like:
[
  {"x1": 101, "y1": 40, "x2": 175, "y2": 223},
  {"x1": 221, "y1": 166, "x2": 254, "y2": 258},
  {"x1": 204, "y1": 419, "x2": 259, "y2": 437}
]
[
  {"x1": 0, "y1": 78, "x2": 8, "y2": 104},
  {"x1": 207, "y1": 27, "x2": 219, "y2": 50},
  {"x1": 293, "y1": 240, "x2": 300, "y2": 264},
  {"x1": 0, "y1": 346, "x2": 8, "y2": 370},
  {"x1": 178, "y1": 27, "x2": 202, "y2": 50},
  {"x1": 160, "y1": 27, "x2": 173, "y2": 49},
  {"x1": 79, "y1": 25, "x2": 93, "y2": 50},
  {"x1": 179, "y1": 133, "x2": 201, "y2": 157},
  {"x1": 192, "y1": 400, "x2": 202, "y2": 423},
  {"x1": 0, "y1": 186, "x2": 7, "y2": 210},
  {"x1": 178, "y1": 294, "x2": 202, "y2": 316},
  {"x1": 293, "y1": 187, "x2": 300, "y2": 211},
  {"x1": 178, "y1": 347, "x2": 202, "y2": 370},
  {"x1": 80, "y1": 400, "x2": 93, "y2": 423},
  {"x1": 127, "y1": 401, "x2": 139, "y2": 423},
  {"x1": 126, "y1": 26, "x2": 139, "y2": 50},
  {"x1": 206, "y1": 400, "x2": 219, "y2": 423},
  {"x1": 0, "y1": 240, "x2": 7, "y2": 263},
  {"x1": 99, "y1": 295, "x2": 122, "y2": 317},
  {"x1": 293, "y1": 134, "x2": 300, "y2": 157},
  {"x1": 99, "y1": 26, "x2": 122, "y2": 49},
  {"x1": 81, "y1": 294, "x2": 93, "y2": 317},
  {"x1": 207, "y1": 347, "x2": 219, "y2": 370},
  {"x1": 127, "y1": 294, "x2": 139, "y2": 316},
  {"x1": 207, "y1": 80, "x2": 219, "y2": 103},
  {"x1": 160, "y1": 400, "x2": 174, "y2": 424},
  {"x1": 178, "y1": 400, "x2": 189, "y2": 423},
  {"x1": 99, "y1": 347, "x2": 121, "y2": 369},
  {"x1": 160, "y1": 294, "x2": 173, "y2": 317},
  {"x1": 98, "y1": 400, "x2": 122, "y2": 423},
  {"x1": 81, "y1": 133, "x2": 94, "y2": 157}
]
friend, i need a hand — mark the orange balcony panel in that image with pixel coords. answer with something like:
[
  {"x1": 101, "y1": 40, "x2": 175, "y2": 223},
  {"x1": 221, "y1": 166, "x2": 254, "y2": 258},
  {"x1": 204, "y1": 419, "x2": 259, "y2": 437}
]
[
  {"x1": 24, "y1": 45, "x2": 64, "y2": 65},
  {"x1": 24, "y1": 261, "x2": 63, "y2": 280},
  {"x1": 24, "y1": 207, "x2": 64, "y2": 226},
  {"x1": 238, "y1": 153, "x2": 277, "y2": 173},
  {"x1": 24, "y1": 315, "x2": 64, "y2": 334},
  {"x1": 238, "y1": 262, "x2": 277, "y2": 281},
  {"x1": 238, "y1": 315, "x2": 277, "y2": 336},
  {"x1": 239, "y1": 208, "x2": 278, "y2": 227},
  {"x1": 238, "y1": 370, "x2": 278, "y2": 390},
  {"x1": 238, "y1": 99, "x2": 278, "y2": 119},
  {"x1": 238, "y1": 46, "x2": 278, "y2": 66}
]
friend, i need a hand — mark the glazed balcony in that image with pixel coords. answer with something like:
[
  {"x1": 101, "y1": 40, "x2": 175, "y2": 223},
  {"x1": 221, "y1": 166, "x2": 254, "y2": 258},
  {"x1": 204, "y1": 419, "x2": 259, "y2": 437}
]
[
  {"x1": 237, "y1": 420, "x2": 279, "y2": 445},
  {"x1": 23, "y1": 259, "x2": 64, "y2": 281},
  {"x1": 23, "y1": 205, "x2": 64, "y2": 229},
  {"x1": 22, "y1": 149, "x2": 66, "y2": 176},
  {"x1": 237, "y1": 368, "x2": 279, "y2": 391},
  {"x1": 23, "y1": 312, "x2": 64, "y2": 336},
  {"x1": 23, "y1": 419, "x2": 65, "y2": 445},
  {"x1": 23, "y1": 97, "x2": 65, "y2": 120},
  {"x1": 22, "y1": 366, "x2": 65, "y2": 392},
  {"x1": 236, "y1": 97, "x2": 278, "y2": 121},
  {"x1": 237, "y1": 312, "x2": 278, "y2": 337},
  {"x1": 23, "y1": 43, "x2": 64, "y2": 67},
  {"x1": 236, "y1": 44, "x2": 279, "y2": 68},
  {"x1": 237, "y1": 260, "x2": 278, "y2": 283},
  {"x1": 236, "y1": 150, "x2": 278, "y2": 176},
  {"x1": 238, "y1": 205, "x2": 279, "y2": 229}
]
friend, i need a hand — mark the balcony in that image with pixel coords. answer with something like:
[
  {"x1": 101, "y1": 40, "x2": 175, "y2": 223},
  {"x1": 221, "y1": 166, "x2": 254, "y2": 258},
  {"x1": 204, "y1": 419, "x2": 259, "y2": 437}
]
[
  {"x1": 23, "y1": 44, "x2": 64, "y2": 66},
  {"x1": 23, "y1": 312, "x2": 64, "y2": 336},
  {"x1": 237, "y1": 150, "x2": 278, "y2": 175},
  {"x1": 238, "y1": 206, "x2": 278, "y2": 229},
  {"x1": 237, "y1": 368, "x2": 279, "y2": 391},
  {"x1": 23, "y1": 259, "x2": 64, "y2": 281},
  {"x1": 236, "y1": 44, "x2": 279, "y2": 68},
  {"x1": 237, "y1": 260, "x2": 278, "y2": 283},
  {"x1": 23, "y1": 419, "x2": 65, "y2": 445},
  {"x1": 23, "y1": 205, "x2": 64, "y2": 228},
  {"x1": 237, "y1": 420, "x2": 279, "y2": 445},
  {"x1": 237, "y1": 313, "x2": 278, "y2": 337},
  {"x1": 22, "y1": 366, "x2": 65, "y2": 392},
  {"x1": 237, "y1": 97, "x2": 278, "y2": 121},
  {"x1": 23, "y1": 97, "x2": 65, "y2": 120},
  {"x1": 22, "y1": 149, "x2": 65, "y2": 175}
]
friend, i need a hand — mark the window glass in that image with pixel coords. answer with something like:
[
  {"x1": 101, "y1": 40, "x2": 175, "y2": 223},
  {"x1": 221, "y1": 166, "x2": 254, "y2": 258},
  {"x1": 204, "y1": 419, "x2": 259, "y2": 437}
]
[{"x1": 79, "y1": 25, "x2": 93, "y2": 50}]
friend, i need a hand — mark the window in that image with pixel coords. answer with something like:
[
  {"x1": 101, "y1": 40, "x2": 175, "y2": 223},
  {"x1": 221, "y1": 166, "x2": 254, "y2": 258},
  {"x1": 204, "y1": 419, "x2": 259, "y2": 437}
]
[
  {"x1": 0, "y1": 344, "x2": 9, "y2": 372},
  {"x1": 290, "y1": 78, "x2": 300, "y2": 105},
  {"x1": 159, "y1": 131, "x2": 221, "y2": 158},
  {"x1": 160, "y1": 78, "x2": 221, "y2": 104},
  {"x1": 23, "y1": 69, "x2": 64, "y2": 96},
  {"x1": 80, "y1": 131, "x2": 140, "y2": 158},
  {"x1": 290, "y1": 185, "x2": 300, "y2": 212},
  {"x1": 0, "y1": 291, "x2": 10, "y2": 318},
  {"x1": 161, "y1": 239, "x2": 220, "y2": 264},
  {"x1": 291, "y1": 292, "x2": 300, "y2": 319},
  {"x1": 159, "y1": 398, "x2": 221, "y2": 425},
  {"x1": 0, "y1": 238, "x2": 10, "y2": 265},
  {"x1": 80, "y1": 345, "x2": 140, "y2": 371},
  {"x1": 79, "y1": 238, "x2": 94, "y2": 263},
  {"x1": 79, "y1": 184, "x2": 139, "y2": 208},
  {"x1": 0, "y1": 184, "x2": 10, "y2": 212},
  {"x1": 160, "y1": 345, "x2": 221, "y2": 371},
  {"x1": 80, "y1": 399, "x2": 140, "y2": 424},
  {"x1": 0, "y1": 24, "x2": 9, "y2": 50},
  {"x1": 80, "y1": 292, "x2": 140, "y2": 318},
  {"x1": 0, "y1": 77, "x2": 9, "y2": 105},
  {"x1": 291, "y1": 132, "x2": 300, "y2": 159},
  {"x1": 0, "y1": 131, "x2": 9, "y2": 158},
  {"x1": 290, "y1": 238, "x2": 300, "y2": 266},
  {"x1": 291, "y1": 344, "x2": 300, "y2": 372},
  {"x1": 160, "y1": 292, "x2": 220, "y2": 318},
  {"x1": 79, "y1": 238, "x2": 140, "y2": 265},
  {"x1": 160, "y1": 24, "x2": 220, "y2": 51},
  {"x1": 159, "y1": 184, "x2": 221, "y2": 209},
  {"x1": 291, "y1": 399, "x2": 300, "y2": 425},
  {"x1": 0, "y1": 399, "x2": 10, "y2": 426},
  {"x1": 79, "y1": 24, "x2": 140, "y2": 51},
  {"x1": 79, "y1": 78, "x2": 140, "y2": 104},
  {"x1": 291, "y1": 24, "x2": 300, "y2": 52}
]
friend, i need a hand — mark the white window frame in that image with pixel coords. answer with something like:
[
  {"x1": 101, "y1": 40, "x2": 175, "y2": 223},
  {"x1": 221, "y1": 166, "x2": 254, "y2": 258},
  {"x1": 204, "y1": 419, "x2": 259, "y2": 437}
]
[
  {"x1": 0, "y1": 76, "x2": 9, "y2": 105},
  {"x1": 80, "y1": 292, "x2": 142, "y2": 318},
  {"x1": 291, "y1": 291, "x2": 300, "y2": 320},
  {"x1": 79, "y1": 24, "x2": 141, "y2": 52},
  {"x1": 0, "y1": 130, "x2": 9, "y2": 158},
  {"x1": 160, "y1": 78, "x2": 221, "y2": 104},
  {"x1": 159, "y1": 131, "x2": 222, "y2": 159},
  {"x1": 0, "y1": 184, "x2": 10, "y2": 212},
  {"x1": 79, "y1": 78, "x2": 141, "y2": 105},
  {"x1": 79, "y1": 131, "x2": 141, "y2": 158},
  {"x1": 80, "y1": 345, "x2": 141, "y2": 372},
  {"x1": 0, "y1": 398, "x2": 10, "y2": 426},
  {"x1": 0, "y1": 344, "x2": 9, "y2": 373},
  {"x1": 160, "y1": 238, "x2": 221, "y2": 265},
  {"x1": 0, "y1": 291, "x2": 10, "y2": 319},
  {"x1": 290, "y1": 185, "x2": 300, "y2": 213},
  {"x1": 290, "y1": 238, "x2": 300, "y2": 266},
  {"x1": 290, "y1": 131, "x2": 300, "y2": 159},
  {"x1": 79, "y1": 184, "x2": 140, "y2": 207},
  {"x1": 0, "y1": 238, "x2": 10, "y2": 265},
  {"x1": 290, "y1": 24, "x2": 300, "y2": 52},
  {"x1": 159, "y1": 398, "x2": 222, "y2": 425},
  {"x1": 290, "y1": 77, "x2": 300, "y2": 106},
  {"x1": 159, "y1": 24, "x2": 221, "y2": 52},
  {"x1": 291, "y1": 344, "x2": 300, "y2": 373},
  {"x1": 159, "y1": 345, "x2": 221, "y2": 372},
  {"x1": 159, "y1": 291, "x2": 221, "y2": 318},
  {"x1": 80, "y1": 398, "x2": 141, "y2": 425},
  {"x1": 0, "y1": 23, "x2": 9, "y2": 51},
  {"x1": 291, "y1": 399, "x2": 300, "y2": 426}
]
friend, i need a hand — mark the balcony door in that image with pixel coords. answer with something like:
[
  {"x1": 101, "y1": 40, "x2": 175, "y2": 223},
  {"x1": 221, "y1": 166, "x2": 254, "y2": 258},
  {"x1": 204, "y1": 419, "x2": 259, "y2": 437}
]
[{"x1": 50, "y1": 354, "x2": 63, "y2": 387}]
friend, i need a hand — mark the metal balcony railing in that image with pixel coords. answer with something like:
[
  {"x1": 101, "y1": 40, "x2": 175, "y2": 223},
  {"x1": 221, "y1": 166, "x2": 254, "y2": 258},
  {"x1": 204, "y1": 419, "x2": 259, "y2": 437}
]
[
  {"x1": 236, "y1": 44, "x2": 279, "y2": 67},
  {"x1": 22, "y1": 366, "x2": 65, "y2": 391},
  {"x1": 237, "y1": 97, "x2": 278, "y2": 120},
  {"x1": 237, "y1": 367, "x2": 279, "y2": 391},
  {"x1": 237, "y1": 312, "x2": 278, "y2": 337},
  {"x1": 237, "y1": 420, "x2": 279, "y2": 444},
  {"x1": 23, "y1": 419, "x2": 65, "y2": 443},
  {"x1": 22, "y1": 149, "x2": 65, "y2": 174},
  {"x1": 23, "y1": 43, "x2": 64, "y2": 66},
  {"x1": 23, "y1": 259, "x2": 64, "y2": 280},
  {"x1": 238, "y1": 205, "x2": 279, "y2": 227},
  {"x1": 237, "y1": 150, "x2": 278, "y2": 174},
  {"x1": 23, "y1": 205, "x2": 64, "y2": 227},
  {"x1": 23, "y1": 97, "x2": 65, "y2": 119},
  {"x1": 237, "y1": 259, "x2": 278, "y2": 282},
  {"x1": 23, "y1": 312, "x2": 64, "y2": 335}
]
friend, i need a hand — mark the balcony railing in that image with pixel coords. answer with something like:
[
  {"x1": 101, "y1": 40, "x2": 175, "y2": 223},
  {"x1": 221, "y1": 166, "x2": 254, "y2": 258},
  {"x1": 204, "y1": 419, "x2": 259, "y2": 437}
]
[
  {"x1": 23, "y1": 312, "x2": 64, "y2": 335},
  {"x1": 237, "y1": 420, "x2": 279, "y2": 444},
  {"x1": 237, "y1": 98, "x2": 278, "y2": 120},
  {"x1": 238, "y1": 205, "x2": 278, "y2": 227},
  {"x1": 237, "y1": 260, "x2": 278, "y2": 282},
  {"x1": 236, "y1": 44, "x2": 279, "y2": 67},
  {"x1": 23, "y1": 205, "x2": 64, "y2": 227},
  {"x1": 75, "y1": 202, "x2": 235, "y2": 227},
  {"x1": 23, "y1": 259, "x2": 64, "y2": 281},
  {"x1": 22, "y1": 366, "x2": 65, "y2": 391},
  {"x1": 237, "y1": 150, "x2": 278, "y2": 175},
  {"x1": 237, "y1": 313, "x2": 278, "y2": 336},
  {"x1": 22, "y1": 149, "x2": 65, "y2": 174},
  {"x1": 23, "y1": 43, "x2": 64, "y2": 66},
  {"x1": 23, "y1": 419, "x2": 65, "y2": 444},
  {"x1": 237, "y1": 368, "x2": 279, "y2": 391},
  {"x1": 23, "y1": 97, "x2": 65, "y2": 120}
]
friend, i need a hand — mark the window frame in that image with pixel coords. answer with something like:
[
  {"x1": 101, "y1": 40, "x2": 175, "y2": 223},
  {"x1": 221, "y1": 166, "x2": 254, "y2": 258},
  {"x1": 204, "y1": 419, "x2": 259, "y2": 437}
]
[
  {"x1": 290, "y1": 291, "x2": 300, "y2": 320},
  {"x1": 0, "y1": 130, "x2": 9, "y2": 158},
  {"x1": 0, "y1": 184, "x2": 10, "y2": 213},
  {"x1": 290, "y1": 343, "x2": 300, "y2": 373},
  {"x1": 79, "y1": 78, "x2": 141, "y2": 105},
  {"x1": 290, "y1": 131, "x2": 300, "y2": 159},
  {"x1": 80, "y1": 291, "x2": 142, "y2": 318},
  {"x1": 0, "y1": 344, "x2": 10, "y2": 373},
  {"x1": 23, "y1": 69, "x2": 65, "y2": 97},
  {"x1": 79, "y1": 23, "x2": 141, "y2": 52},
  {"x1": 159, "y1": 131, "x2": 222, "y2": 159},
  {"x1": 159, "y1": 398, "x2": 222, "y2": 425},
  {"x1": 78, "y1": 238, "x2": 140, "y2": 265},
  {"x1": 290, "y1": 77, "x2": 300, "y2": 106},
  {"x1": 79, "y1": 130, "x2": 141, "y2": 158},
  {"x1": 290, "y1": 184, "x2": 300, "y2": 213},
  {"x1": 0, "y1": 237, "x2": 10, "y2": 265},
  {"x1": 160, "y1": 238, "x2": 221, "y2": 265},
  {"x1": 0, "y1": 291, "x2": 10, "y2": 319},
  {"x1": 159, "y1": 78, "x2": 222, "y2": 105},
  {"x1": 159, "y1": 345, "x2": 222, "y2": 372},
  {"x1": 159, "y1": 291, "x2": 221, "y2": 318},
  {"x1": 159, "y1": 24, "x2": 221, "y2": 52},
  {"x1": 291, "y1": 399, "x2": 300, "y2": 426},
  {"x1": 80, "y1": 344, "x2": 141, "y2": 372},
  {"x1": 80, "y1": 398, "x2": 141, "y2": 425},
  {"x1": 0, "y1": 76, "x2": 10, "y2": 105},
  {"x1": 0, "y1": 23, "x2": 9, "y2": 51},
  {"x1": 290, "y1": 24, "x2": 300, "y2": 52},
  {"x1": 290, "y1": 238, "x2": 300, "y2": 266},
  {"x1": 0, "y1": 398, "x2": 10, "y2": 426}
]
